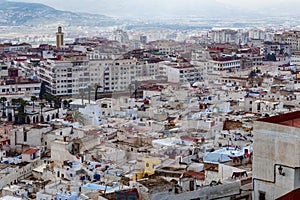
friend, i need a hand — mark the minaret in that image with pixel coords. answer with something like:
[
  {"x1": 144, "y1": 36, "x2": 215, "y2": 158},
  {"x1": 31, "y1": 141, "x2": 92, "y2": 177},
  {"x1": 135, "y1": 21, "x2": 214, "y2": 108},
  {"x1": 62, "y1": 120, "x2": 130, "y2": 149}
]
[{"x1": 56, "y1": 26, "x2": 64, "y2": 48}]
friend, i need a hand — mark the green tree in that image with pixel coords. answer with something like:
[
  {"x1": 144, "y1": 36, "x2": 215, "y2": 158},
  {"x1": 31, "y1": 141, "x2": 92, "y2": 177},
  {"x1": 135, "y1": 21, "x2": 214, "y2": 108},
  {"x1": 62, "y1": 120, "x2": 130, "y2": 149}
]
[
  {"x1": 53, "y1": 96, "x2": 61, "y2": 109},
  {"x1": 40, "y1": 102, "x2": 45, "y2": 122},
  {"x1": 94, "y1": 84, "x2": 102, "y2": 101},
  {"x1": 42, "y1": 93, "x2": 54, "y2": 107},
  {"x1": 68, "y1": 100, "x2": 72, "y2": 109},
  {"x1": 11, "y1": 98, "x2": 19, "y2": 122},
  {"x1": 30, "y1": 96, "x2": 37, "y2": 112},
  {"x1": 79, "y1": 88, "x2": 85, "y2": 106},
  {"x1": 0, "y1": 97, "x2": 7, "y2": 118},
  {"x1": 72, "y1": 110, "x2": 85, "y2": 125},
  {"x1": 15, "y1": 98, "x2": 27, "y2": 124},
  {"x1": 63, "y1": 100, "x2": 68, "y2": 108}
]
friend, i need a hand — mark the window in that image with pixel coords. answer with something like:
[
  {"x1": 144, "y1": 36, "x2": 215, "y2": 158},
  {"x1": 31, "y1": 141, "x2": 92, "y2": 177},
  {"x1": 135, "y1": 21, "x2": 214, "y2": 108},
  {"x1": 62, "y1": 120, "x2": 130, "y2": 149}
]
[
  {"x1": 24, "y1": 132, "x2": 27, "y2": 142},
  {"x1": 259, "y1": 191, "x2": 266, "y2": 200},
  {"x1": 146, "y1": 163, "x2": 149, "y2": 167}
]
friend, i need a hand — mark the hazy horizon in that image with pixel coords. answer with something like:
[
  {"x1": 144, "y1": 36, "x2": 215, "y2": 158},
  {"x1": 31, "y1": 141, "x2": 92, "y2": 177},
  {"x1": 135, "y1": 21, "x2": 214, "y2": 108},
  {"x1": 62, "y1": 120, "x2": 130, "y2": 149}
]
[{"x1": 7, "y1": 0, "x2": 300, "y2": 19}]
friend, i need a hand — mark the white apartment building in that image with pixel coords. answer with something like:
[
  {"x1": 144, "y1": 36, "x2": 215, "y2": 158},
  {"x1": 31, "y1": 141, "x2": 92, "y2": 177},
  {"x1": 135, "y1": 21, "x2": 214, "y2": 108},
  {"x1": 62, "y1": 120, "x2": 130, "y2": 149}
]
[
  {"x1": 149, "y1": 40, "x2": 183, "y2": 55},
  {"x1": 249, "y1": 29, "x2": 266, "y2": 40},
  {"x1": 210, "y1": 57, "x2": 240, "y2": 71},
  {"x1": 260, "y1": 43, "x2": 291, "y2": 56},
  {"x1": 38, "y1": 53, "x2": 161, "y2": 96},
  {"x1": 162, "y1": 62, "x2": 201, "y2": 83},
  {"x1": 102, "y1": 58, "x2": 159, "y2": 91},
  {"x1": 0, "y1": 61, "x2": 8, "y2": 79},
  {"x1": 290, "y1": 53, "x2": 300, "y2": 66},
  {"x1": 191, "y1": 49, "x2": 213, "y2": 81},
  {"x1": 0, "y1": 43, "x2": 32, "y2": 52},
  {"x1": 248, "y1": 29, "x2": 274, "y2": 41},
  {"x1": 0, "y1": 80, "x2": 41, "y2": 96},
  {"x1": 113, "y1": 29, "x2": 129, "y2": 44},
  {"x1": 208, "y1": 29, "x2": 239, "y2": 44},
  {"x1": 273, "y1": 31, "x2": 300, "y2": 52},
  {"x1": 37, "y1": 56, "x2": 90, "y2": 96}
]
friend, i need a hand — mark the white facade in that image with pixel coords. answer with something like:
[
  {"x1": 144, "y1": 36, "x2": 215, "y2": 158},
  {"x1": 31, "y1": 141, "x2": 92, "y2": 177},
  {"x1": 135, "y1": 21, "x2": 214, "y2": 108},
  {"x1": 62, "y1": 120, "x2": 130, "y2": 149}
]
[
  {"x1": 191, "y1": 49, "x2": 213, "y2": 81},
  {"x1": 253, "y1": 112, "x2": 300, "y2": 199},
  {"x1": 0, "y1": 62, "x2": 8, "y2": 79},
  {"x1": 0, "y1": 81, "x2": 41, "y2": 96},
  {"x1": 209, "y1": 29, "x2": 239, "y2": 44},
  {"x1": 273, "y1": 31, "x2": 300, "y2": 52},
  {"x1": 37, "y1": 57, "x2": 89, "y2": 96},
  {"x1": 102, "y1": 58, "x2": 159, "y2": 91},
  {"x1": 291, "y1": 54, "x2": 300, "y2": 66},
  {"x1": 210, "y1": 58, "x2": 240, "y2": 71},
  {"x1": 162, "y1": 62, "x2": 201, "y2": 83},
  {"x1": 249, "y1": 29, "x2": 265, "y2": 40},
  {"x1": 78, "y1": 104, "x2": 101, "y2": 126},
  {"x1": 38, "y1": 55, "x2": 161, "y2": 96}
]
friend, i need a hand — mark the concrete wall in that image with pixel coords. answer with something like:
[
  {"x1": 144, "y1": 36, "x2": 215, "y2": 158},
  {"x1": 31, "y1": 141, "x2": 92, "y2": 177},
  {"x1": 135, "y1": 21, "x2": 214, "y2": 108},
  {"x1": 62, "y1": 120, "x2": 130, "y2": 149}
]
[
  {"x1": 182, "y1": 120, "x2": 212, "y2": 131},
  {"x1": 51, "y1": 140, "x2": 77, "y2": 163},
  {"x1": 149, "y1": 181, "x2": 241, "y2": 200},
  {"x1": 0, "y1": 160, "x2": 42, "y2": 189},
  {"x1": 10, "y1": 126, "x2": 53, "y2": 150},
  {"x1": 253, "y1": 121, "x2": 300, "y2": 199}
]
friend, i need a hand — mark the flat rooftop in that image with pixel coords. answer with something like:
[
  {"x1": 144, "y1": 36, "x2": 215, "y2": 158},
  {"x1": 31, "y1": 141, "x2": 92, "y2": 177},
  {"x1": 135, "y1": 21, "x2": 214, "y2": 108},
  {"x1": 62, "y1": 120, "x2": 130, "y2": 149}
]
[
  {"x1": 138, "y1": 177, "x2": 171, "y2": 189},
  {"x1": 257, "y1": 111, "x2": 300, "y2": 128}
]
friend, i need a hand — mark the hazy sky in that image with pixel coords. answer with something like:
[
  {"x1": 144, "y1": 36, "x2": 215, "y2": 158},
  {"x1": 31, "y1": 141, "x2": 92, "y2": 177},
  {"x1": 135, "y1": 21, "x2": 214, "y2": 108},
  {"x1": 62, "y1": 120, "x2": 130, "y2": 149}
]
[{"x1": 9, "y1": 0, "x2": 300, "y2": 18}]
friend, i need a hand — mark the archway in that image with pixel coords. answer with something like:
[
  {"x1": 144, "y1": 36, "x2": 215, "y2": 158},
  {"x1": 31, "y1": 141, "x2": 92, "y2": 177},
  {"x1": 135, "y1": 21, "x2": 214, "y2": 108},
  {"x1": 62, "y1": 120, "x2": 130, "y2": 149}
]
[
  {"x1": 33, "y1": 116, "x2": 36, "y2": 124},
  {"x1": 7, "y1": 113, "x2": 12, "y2": 122},
  {"x1": 26, "y1": 116, "x2": 31, "y2": 124},
  {"x1": 41, "y1": 115, "x2": 44, "y2": 123},
  {"x1": 52, "y1": 114, "x2": 55, "y2": 119},
  {"x1": 46, "y1": 115, "x2": 50, "y2": 122}
]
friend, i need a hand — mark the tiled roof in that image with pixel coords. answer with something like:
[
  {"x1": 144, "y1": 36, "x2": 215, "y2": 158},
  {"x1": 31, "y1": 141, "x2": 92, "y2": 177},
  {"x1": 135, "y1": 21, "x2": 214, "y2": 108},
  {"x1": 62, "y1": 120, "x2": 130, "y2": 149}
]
[{"x1": 22, "y1": 148, "x2": 38, "y2": 155}]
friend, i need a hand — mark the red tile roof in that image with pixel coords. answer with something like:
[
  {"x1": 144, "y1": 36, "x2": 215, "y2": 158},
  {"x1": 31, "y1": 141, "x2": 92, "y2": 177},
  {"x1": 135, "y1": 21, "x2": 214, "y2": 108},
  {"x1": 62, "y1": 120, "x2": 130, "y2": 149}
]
[
  {"x1": 22, "y1": 148, "x2": 38, "y2": 155},
  {"x1": 257, "y1": 111, "x2": 300, "y2": 128},
  {"x1": 276, "y1": 188, "x2": 300, "y2": 200}
]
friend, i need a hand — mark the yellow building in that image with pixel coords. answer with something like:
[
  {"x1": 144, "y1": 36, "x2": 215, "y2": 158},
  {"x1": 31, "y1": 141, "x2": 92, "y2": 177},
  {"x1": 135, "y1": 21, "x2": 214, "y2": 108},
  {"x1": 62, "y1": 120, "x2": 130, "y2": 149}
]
[{"x1": 142, "y1": 157, "x2": 161, "y2": 177}]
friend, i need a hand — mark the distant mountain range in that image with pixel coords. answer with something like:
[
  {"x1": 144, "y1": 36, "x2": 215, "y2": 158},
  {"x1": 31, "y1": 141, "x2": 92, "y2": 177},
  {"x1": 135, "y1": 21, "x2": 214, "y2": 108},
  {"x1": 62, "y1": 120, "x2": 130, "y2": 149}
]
[
  {"x1": 0, "y1": 0, "x2": 116, "y2": 26},
  {"x1": 0, "y1": 0, "x2": 299, "y2": 30}
]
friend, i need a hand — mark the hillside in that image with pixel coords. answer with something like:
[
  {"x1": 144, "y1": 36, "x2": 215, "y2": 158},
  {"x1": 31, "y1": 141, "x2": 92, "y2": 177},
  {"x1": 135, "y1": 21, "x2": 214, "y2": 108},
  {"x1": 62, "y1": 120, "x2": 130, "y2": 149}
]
[{"x1": 0, "y1": 0, "x2": 115, "y2": 26}]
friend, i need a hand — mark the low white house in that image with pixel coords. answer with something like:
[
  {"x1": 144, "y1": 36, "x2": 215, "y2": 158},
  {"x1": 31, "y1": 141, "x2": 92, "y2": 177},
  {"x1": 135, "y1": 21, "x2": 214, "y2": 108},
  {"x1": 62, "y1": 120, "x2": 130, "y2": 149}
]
[{"x1": 22, "y1": 148, "x2": 40, "y2": 162}]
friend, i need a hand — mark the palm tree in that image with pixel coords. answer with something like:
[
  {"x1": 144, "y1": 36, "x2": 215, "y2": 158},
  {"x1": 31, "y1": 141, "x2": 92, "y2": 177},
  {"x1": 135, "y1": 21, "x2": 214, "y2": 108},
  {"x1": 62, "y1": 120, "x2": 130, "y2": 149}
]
[
  {"x1": 72, "y1": 110, "x2": 85, "y2": 125},
  {"x1": 94, "y1": 84, "x2": 103, "y2": 101},
  {"x1": 88, "y1": 85, "x2": 92, "y2": 104},
  {"x1": 53, "y1": 96, "x2": 61, "y2": 109},
  {"x1": 39, "y1": 103, "x2": 45, "y2": 122},
  {"x1": 63, "y1": 99, "x2": 68, "y2": 109},
  {"x1": 68, "y1": 100, "x2": 72, "y2": 109},
  {"x1": 79, "y1": 88, "x2": 85, "y2": 106},
  {"x1": 30, "y1": 96, "x2": 37, "y2": 112},
  {"x1": 0, "y1": 97, "x2": 7, "y2": 118},
  {"x1": 15, "y1": 98, "x2": 27, "y2": 124},
  {"x1": 43, "y1": 93, "x2": 54, "y2": 107},
  {"x1": 11, "y1": 98, "x2": 18, "y2": 122}
]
